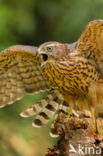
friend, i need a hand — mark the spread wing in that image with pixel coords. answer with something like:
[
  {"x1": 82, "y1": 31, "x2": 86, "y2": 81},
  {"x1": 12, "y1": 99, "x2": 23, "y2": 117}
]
[
  {"x1": 0, "y1": 45, "x2": 50, "y2": 108},
  {"x1": 76, "y1": 20, "x2": 103, "y2": 74}
]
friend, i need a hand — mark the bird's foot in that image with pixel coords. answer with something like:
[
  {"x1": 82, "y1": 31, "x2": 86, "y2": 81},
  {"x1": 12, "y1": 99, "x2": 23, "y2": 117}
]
[
  {"x1": 96, "y1": 119, "x2": 103, "y2": 135},
  {"x1": 60, "y1": 106, "x2": 72, "y2": 118},
  {"x1": 66, "y1": 106, "x2": 72, "y2": 118}
]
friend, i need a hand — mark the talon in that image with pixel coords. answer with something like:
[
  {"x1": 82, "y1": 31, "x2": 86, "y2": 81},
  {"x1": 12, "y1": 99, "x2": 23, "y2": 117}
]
[
  {"x1": 60, "y1": 106, "x2": 73, "y2": 118},
  {"x1": 96, "y1": 120, "x2": 103, "y2": 135},
  {"x1": 65, "y1": 106, "x2": 73, "y2": 118}
]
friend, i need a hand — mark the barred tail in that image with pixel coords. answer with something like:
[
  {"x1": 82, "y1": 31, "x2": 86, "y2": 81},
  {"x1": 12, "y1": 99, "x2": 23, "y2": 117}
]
[
  {"x1": 20, "y1": 88, "x2": 79, "y2": 132},
  {"x1": 49, "y1": 101, "x2": 69, "y2": 137},
  {"x1": 49, "y1": 101, "x2": 79, "y2": 137},
  {"x1": 49, "y1": 113, "x2": 59, "y2": 137},
  {"x1": 20, "y1": 90, "x2": 64, "y2": 127},
  {"x1": 32, "y1": 101, "x2": 58, "y2": 127}
]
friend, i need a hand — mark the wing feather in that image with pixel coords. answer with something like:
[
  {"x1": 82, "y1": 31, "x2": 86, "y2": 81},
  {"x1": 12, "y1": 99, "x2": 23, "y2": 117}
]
[{"x1": 0, "y1": 45, "x2": 50, "y2": 107}]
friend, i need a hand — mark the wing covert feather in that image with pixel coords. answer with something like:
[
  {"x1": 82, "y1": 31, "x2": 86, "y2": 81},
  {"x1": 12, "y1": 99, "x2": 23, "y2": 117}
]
[{"x1": 0, "y1": 45, "x2": 50, "y2": 107}]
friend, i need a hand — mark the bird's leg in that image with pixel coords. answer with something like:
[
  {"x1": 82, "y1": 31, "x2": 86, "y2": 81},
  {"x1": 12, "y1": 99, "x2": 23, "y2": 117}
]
[
  {"x1": 60, "y1": 107, "x2": 73, "y2": 118},
  {"x1": 87, "y1": 84, "x2": 103, "y2": 134},
  {"x1": 96, "y1": 119, "x2": 103, "y2": 135},
  {"x1": 87, "y1": 86, "x2": 97, "y2": 122},
  {"x1": 94, "y1": 80, "x2": 103, "y2": 135},
  {"x1": 91, "y1": 107, "x2": 95, "y2": 122},
  {"x1": 88, "y1": 82, "x2": 98, "y2": 119},
  {"x1": 61, "y1": 95, "x2": 75, "y2": 118},
  {"x1": 66, "y1": 106, "x2": 72, "y2": 118}
]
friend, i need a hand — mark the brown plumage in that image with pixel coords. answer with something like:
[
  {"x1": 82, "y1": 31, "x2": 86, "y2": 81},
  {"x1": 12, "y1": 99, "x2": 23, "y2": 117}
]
[
  {"x1": 0, "y1": 20, "x2": 103, "y2": 137},
  {"x1": 77, "y1": 20, "x2": 103, "y2": 75},
  {"x1": 0, "y1": 44, "x2": 69, "y2": 137},
  {"x1": 0, "y1": 45, "x2": 50, "y2": 107},
  {"x1": 38, "y1": 41, "x2": 103, "y2": 118}
]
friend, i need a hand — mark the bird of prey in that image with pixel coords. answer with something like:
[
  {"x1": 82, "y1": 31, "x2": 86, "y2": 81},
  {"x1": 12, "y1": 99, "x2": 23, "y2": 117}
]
[{"x1": 0, "y1": 20, "x2": 103, "y2": 137}]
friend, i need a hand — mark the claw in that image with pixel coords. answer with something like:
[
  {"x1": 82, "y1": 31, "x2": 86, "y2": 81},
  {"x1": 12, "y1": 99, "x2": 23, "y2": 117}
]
[{"x1": 60, "y1": 106, "x2": 73, "y2": 118}]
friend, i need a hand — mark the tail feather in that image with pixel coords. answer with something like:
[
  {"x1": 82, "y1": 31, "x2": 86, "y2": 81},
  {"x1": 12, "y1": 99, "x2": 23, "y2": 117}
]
[
  {"x1": 49, "y1": 101, "x2": 69, "y2": 138},
  {"x1": 20, "y1": 88, "x2": 79, "y2": 132},
  {"x1": 20, "y1": 99, "x2": 48, "y2": 117},
  {"x1": 49, "y1": 101, "x2": 79, "y2": 138},
  {"x1": 20, "y1": 89, "x2": 64, "y2": 128},
  {"x1": 32, "y1": 90, "x2": 64, "y2": 127},
  {"x1": 32, "y1": 102, "x2": 59, "y2": 127},
  {"x1": 49, "y1": 113, "x2": 59, "y2": 137}
]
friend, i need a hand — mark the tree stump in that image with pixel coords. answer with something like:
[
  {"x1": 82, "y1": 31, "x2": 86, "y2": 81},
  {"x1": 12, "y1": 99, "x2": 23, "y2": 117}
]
[{"x1": 45, "y1": 115, "x2": 103, "y2": 156}]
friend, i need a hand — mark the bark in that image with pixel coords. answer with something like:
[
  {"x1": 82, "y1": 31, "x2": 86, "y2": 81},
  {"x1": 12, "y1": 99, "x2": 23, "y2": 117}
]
[{"x1": 45, "y1": 115, "x2": 103, "y2": 156}]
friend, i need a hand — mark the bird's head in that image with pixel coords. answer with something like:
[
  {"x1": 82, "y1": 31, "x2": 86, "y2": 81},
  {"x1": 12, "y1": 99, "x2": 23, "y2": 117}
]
[{"x1": 37, "y1": 41, "x2": 68, "y2": 64}]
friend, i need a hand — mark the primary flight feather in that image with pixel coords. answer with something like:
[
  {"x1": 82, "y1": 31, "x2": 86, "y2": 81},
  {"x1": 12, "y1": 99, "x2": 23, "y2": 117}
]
[{"x1": 1, "y1": 20, "x2": 103, "y2": 136}]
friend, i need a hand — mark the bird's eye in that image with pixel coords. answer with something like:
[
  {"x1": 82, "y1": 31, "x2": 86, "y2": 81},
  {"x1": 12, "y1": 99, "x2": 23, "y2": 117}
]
[{"x1": 47, "y1": 47, "x2": 53, "y2": 52}]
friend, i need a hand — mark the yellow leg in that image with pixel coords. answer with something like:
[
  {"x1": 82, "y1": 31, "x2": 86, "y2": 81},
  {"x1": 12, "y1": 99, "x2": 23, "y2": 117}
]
[
  {"x1": 66, "y1": 106, "x2": 73, "y2": 118},
  {"x1": 60, "y1": 106, "x2": 73, "y2": 118},
  {"x1": 91, "y1": 111, "x2": 103, "y2": 135},
  {"x1": 60, "y1": 112, "x2": 64, "y2": 116},
  {"x1": 91, "y1": 111, "x2": 95, "y2": 121},
  {"x1": 96, "y1": 119, "x2": 103, "y2": 135}
]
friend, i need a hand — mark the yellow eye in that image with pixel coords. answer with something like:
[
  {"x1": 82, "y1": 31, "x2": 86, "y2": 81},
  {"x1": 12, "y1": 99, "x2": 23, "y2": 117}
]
[{"x1": 47, "y1": 47, "x2": 53, "y2": 52}]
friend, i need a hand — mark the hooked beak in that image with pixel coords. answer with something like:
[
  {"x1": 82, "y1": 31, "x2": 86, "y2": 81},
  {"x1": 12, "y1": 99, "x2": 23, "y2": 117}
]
[{"x1": 36, "y1": 48, "x2": 48, "y2": 62}]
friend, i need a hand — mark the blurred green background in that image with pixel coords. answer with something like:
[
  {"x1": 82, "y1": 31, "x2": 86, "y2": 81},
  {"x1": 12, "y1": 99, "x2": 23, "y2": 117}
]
[{"x1": 0, "y1": 0, "x2": 103, "y2": 155}]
